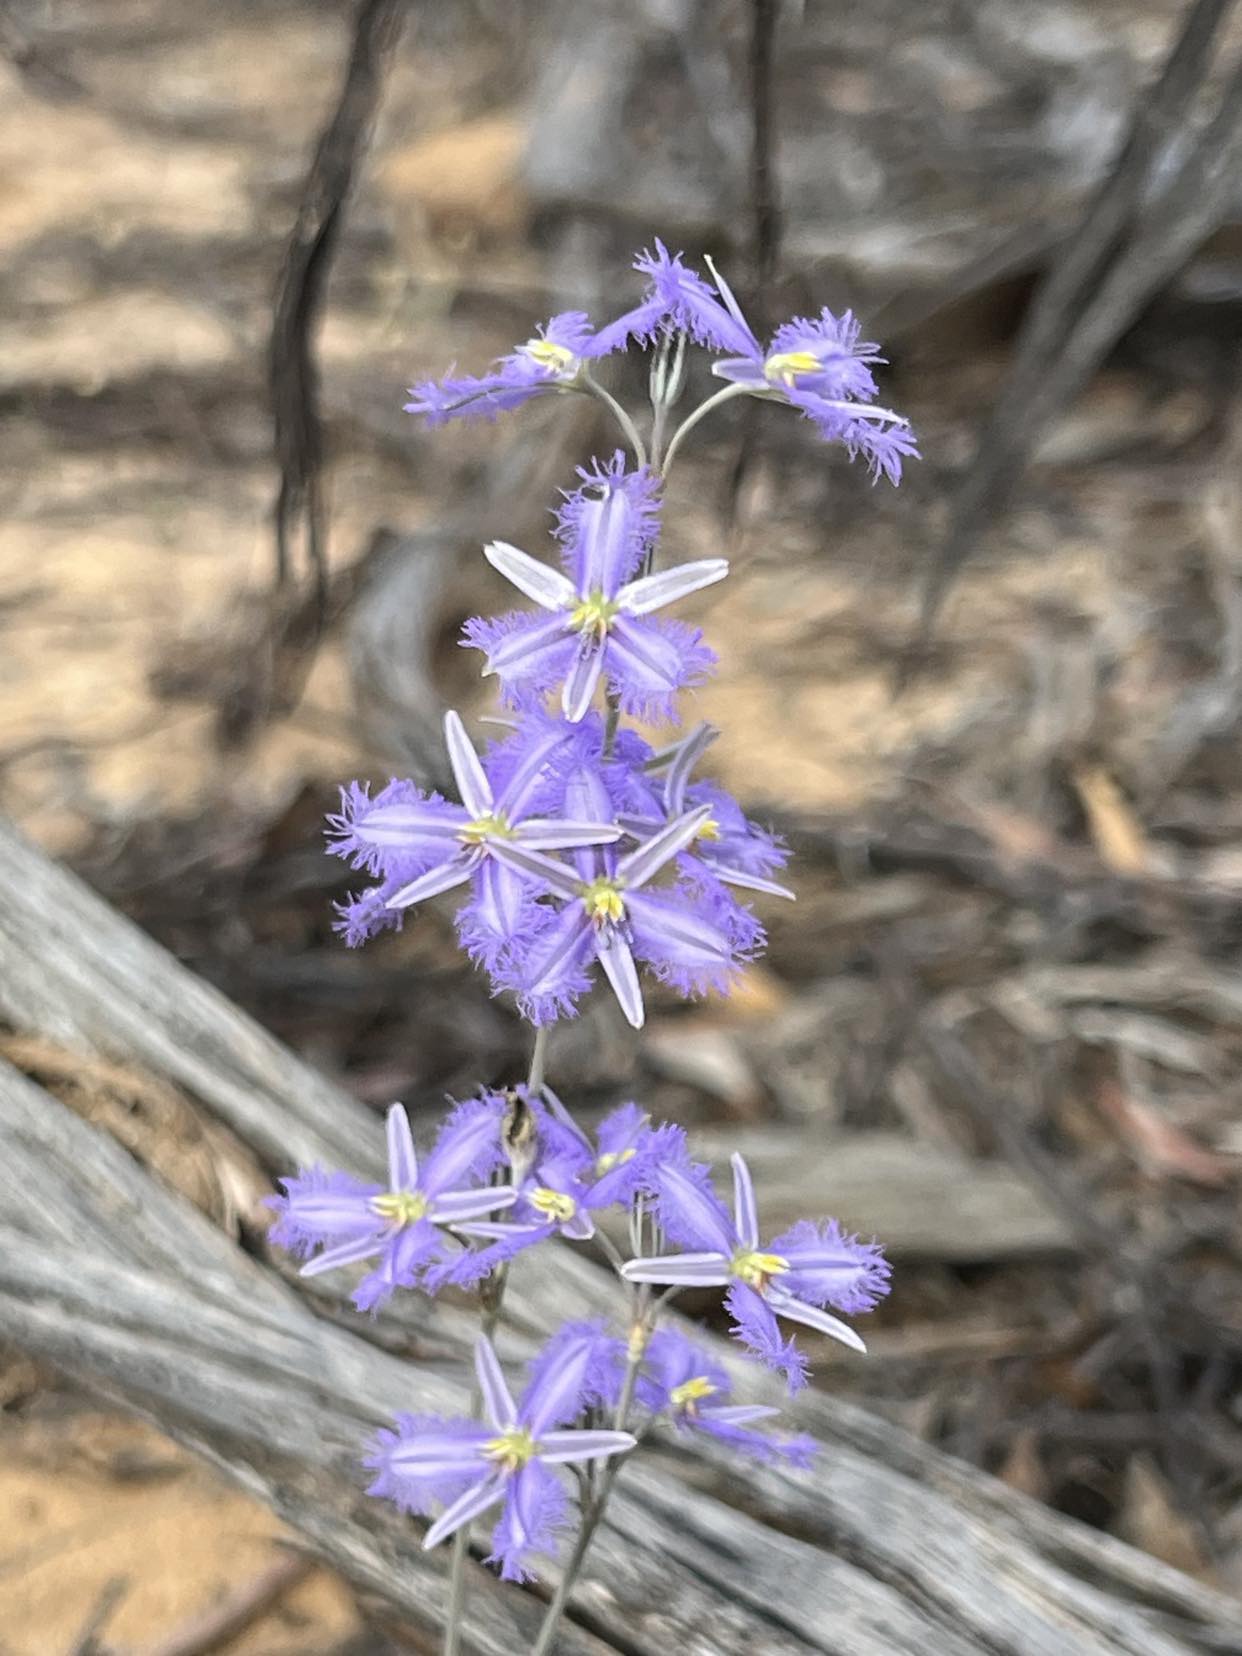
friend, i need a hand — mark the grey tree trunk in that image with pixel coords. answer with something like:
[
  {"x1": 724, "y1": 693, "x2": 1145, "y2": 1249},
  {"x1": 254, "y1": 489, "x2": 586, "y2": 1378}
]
[{"x1": 0, "y1": 815, "x2": 1237, "y2": 1654}]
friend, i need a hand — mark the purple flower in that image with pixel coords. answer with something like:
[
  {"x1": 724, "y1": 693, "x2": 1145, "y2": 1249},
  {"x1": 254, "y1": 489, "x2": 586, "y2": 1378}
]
[
  {"x1": 624, "y1": 722, "x2": 793, "y2": 901},
  {"x1": 366, "y1": 1331, "x2": 635, "y2": 1581},
  {"x1": 463, "y1": 457, "x2": 723, "y2": 723},
  {"x1": 636, "y1": 240, "x2": 763, "y2": 356},
  {"x1": 488, "y1": 768, "x2": 745, "y2": 1027},
  {"x1": 458, "y1": 1099, "x2": 686, "y2": 1261},
  {"x1": 638, "y1": 1330, "x2": 816, "y2": 1467},
  {"x1": 267, "y1": 1100, "x2": 514, "y2": 1311},
  {"x1": 328, "y1": 711, "x2": 619, "y2": 962},
  {"x1": 402, "y1": 267, "x2": 674, "y2": 429},
  {"x1": 640, "y1": 247, "x2": 916, "y2": 482},
  {"x1": 542, "y1": 1095, "x2": 687, "y2": 1208},
  {"x1": 622, "y1": 1154, "x2": 890, "y2": 1390},
  {"x1": 404, "y1": 311, "x2": 595, "y2": 428}
]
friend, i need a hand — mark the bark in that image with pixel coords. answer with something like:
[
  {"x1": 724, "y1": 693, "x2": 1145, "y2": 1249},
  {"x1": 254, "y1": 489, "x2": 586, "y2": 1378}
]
[{"x1": 0, "y1": 815, "x2": 1238, "y2": 1654}]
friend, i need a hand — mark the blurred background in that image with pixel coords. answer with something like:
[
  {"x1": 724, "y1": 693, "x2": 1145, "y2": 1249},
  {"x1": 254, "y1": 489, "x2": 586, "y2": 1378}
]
[{"x1": 3, "y1": 0, "x2": 1242, "y2": 1649}]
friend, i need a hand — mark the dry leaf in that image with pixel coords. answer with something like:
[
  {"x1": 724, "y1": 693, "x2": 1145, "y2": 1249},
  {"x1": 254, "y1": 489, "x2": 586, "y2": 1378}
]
[
  {"x1": 1116, "y1": 1455, "x2": 1214, "y2": 1579},
  {"x1": 1071, "y1": 763, "x2": 1151, "y2": 875},
  {"x1": 999, "y1": 1428, "x2": 1050, "y2": 1501},
  {"x1": 1096, "y1": 1077, "x2": 1232, "y2": 1188}
]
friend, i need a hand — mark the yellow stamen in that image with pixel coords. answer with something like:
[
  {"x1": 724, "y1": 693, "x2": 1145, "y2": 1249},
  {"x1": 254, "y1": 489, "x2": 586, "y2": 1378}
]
[
  {"x1": 670, "y1": 1375, "x2": 718, "y2": 1413},
  {"x1": 458, "y1": 811, "x2": 513, "y2": 845},
  {"x1": 371, "y1": 1190, "x2": 429, "y2": 1226},
  {"x1": 523, "y1": 338, "x2": 578, "y2": 374},
  {"x1": 696, "y1": 816, "x2": 721, "y2": 842},
  {"x1": 530, "y1": 1187, "x2": 577, "y2": 1224},
  {"x1": 730, "y1": 1248, "x2": 789, "y2": 1290},
  {"x1": 484, "y1": 1426, "x2": 537, "y2": 1473},
  {"x1": 569, "y1": 591, "x2": 621, "y2": 638},
  {"x1": 764, "y1": 349, "x2": 821, "y2": 389},
  {"x1": 581, "y1": 877, "x2": 625, "y2": 926},
  {"x1": 595, "y1": 1146, "x2": 636, "y2": 1175}
]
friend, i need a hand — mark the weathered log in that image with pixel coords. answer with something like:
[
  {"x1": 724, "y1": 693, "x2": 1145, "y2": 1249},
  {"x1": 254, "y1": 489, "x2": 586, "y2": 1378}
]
[
  {"x1": 685, "y1": 1126, "x2": 1077, "y2": 1261},
  {"x1": 1, "y1": 814, "x2": 1239, "y2": 1653}
]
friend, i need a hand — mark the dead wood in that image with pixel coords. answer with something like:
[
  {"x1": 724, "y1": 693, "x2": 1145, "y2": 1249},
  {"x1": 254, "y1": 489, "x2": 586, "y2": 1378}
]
[
  {"x1": 1, "y1": 813, "x2": 1240, "y2": 1653},
  {"x1": 684, "y1": 1127, "x2": 1077, "y2": 1261},
  {"x1": 927, "y1": 0, "x2": 1242, "y2": 626}
]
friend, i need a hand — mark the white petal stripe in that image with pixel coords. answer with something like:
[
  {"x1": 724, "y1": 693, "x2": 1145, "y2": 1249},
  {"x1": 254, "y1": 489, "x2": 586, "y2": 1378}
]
[
  {"x1": 619, "y1": 558, "x2": 729, "y2": 616},
  {"x1": 483, "y1": 540, "x2": 577, "y2": 610},
  {"x1": 443, "y1": 710, "x2": 492, "y2": 817}
]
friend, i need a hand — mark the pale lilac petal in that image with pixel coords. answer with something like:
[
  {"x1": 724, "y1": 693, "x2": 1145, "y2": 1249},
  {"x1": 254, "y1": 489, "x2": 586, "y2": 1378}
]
[
  {"x1": 662, "y1": 721, "x2": 718, "y2": 814},
  {"x1": 625, "y1": 890, "x2": 734, "y2": 972},
  {"x1": 581, "y1": 292, "x2": 670, "y2": 356},
  {"x1": 483, "y1": 540, "x2": 576, "y2": 612},
  {"x1": 767, "y1": 1288, "x2": 867, "y2": 1353},
  {"x1": 539, "y1": 1086, "x2": 592, "y2": 1154},
  {"x1": 616, "y1": 805, "x2": 712, "y2": 889},
  {"x1": 444, "y1": 711, "x2": 492, "y2": 817},
  {"x1": 604, "y1": 614, "x2": 694, "y2": 707},
  {"x1": 520, "y1": 1328, "x2": 598, "y2": 1436},
  {"x1": 576, "y1": 483, "x2": 640, "y2": 598},
  {"x1": 710, "y1": 356, "x2": 769, "y2": 389},
  {"x1": 617, "y1": 812, "x2": 660, "y2": 840},
  {"x1": 516, "y1": 905, "x2": 596, "y2": 1009},
  {"x1": 386, "y1": 855, "x2": 475, "y2": 910},
  {"x1": 562, "y1": 1208, "x2": 596, "y2": 1241},
  {"x1": 731, "y1": 1153, "x2": 760, "y2": 1249},
  {"x1": 562, "y1": 635, "x2": 607, "y2": 723},
  {"x1": 420, "y1": 1097, "x2": 506, "y2": 1196},
  {"x1": 475, "y1": 1336, "x2": 518, "y2": 1429},
  {"x1": 274, "y1": 1180, "x2": 379, "y2": 1239},
  {"x1": 654, "y1": 1163, "x2": 738, "y2": 1255},
  {"x1": 702, "y1": 255, "x2": 764, "y2": 356},
  {"x1": 470, "y1": 855, "x2": 527, "y2": 939},
  {"x1": 386, "y1": 1103, "x2": 419, "y2": 1192},
  {"x1": 641, "y1": 244, "x2": 761, "y2": 357},
  {"x1": 621, "y1": 1251, "x2": 731, "y2": 1287},
  {"x1": 298, "y1": 1231, "x2": 384, "y2": 1278},
  {"x1": 564, "y1": 763, "x2": 614, "y2": 828},
  {"x1": 386, "y1": 1427, "x2": 492, "y2": 1477},
  {"x1": 452, "y1": 1219, "x2": 546, "y2": 1239},
  {"x1": 707, "y1": 1404, "x2": 781, "y2": 1426},
  {"x1": 487, "y1": 840, "x2": 582, "y2": 899},
  {"x1": 428, "y1": 1187, "x2": 516, "y2": 1223},
  {"x1": 347, "y1": 801, "x2": 466, "y2": 848},
  {"x1": 802, "y1": 398, "x2": 908, "y2": 425},
  {"x1": 619, "y1": 559, "x2": 729, "y2": 616},
  {"x1": 512, "y1": 817, "x2": 621, "y2": 849},
  {"x1": 595, "y1": 928, "x2": 644, "y2": 1029},
  {"x1": 490, "y1": 719, "x2": 571, "y2": 817},
  {"x1": 500, "y1": 1460, "x2": 536, "y2": 1555},
  {"x1": 536, "y1": 1429, "x2": 637, "y2": 1465},
  {"x1": 422, "y1": 1474, "x2": 506, "y2": 1550},
  {"x1": 714, "y1": 865, "x2": 796, "y2": 899},
  {"x1": 482, "y1": 611, "x2": 573, "y2": 677}
]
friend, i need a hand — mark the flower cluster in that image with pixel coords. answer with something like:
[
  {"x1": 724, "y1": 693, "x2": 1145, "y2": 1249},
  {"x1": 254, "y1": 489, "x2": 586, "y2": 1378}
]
[
  {"x1": 271, "y1": 240, "x2": 905, "y2": 1612},
  {"x1": 272, "y1": 1095, "x2": 884, "y2": 1577},
  {"x1": 405, "y1": 242, "x2": 916, "y2": 483}
]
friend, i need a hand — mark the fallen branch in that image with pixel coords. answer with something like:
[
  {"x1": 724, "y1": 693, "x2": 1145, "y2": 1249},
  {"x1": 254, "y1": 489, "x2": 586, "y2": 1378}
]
[{"x1": 1, "y1": 815, "x2": 1239, "y2": 1652}]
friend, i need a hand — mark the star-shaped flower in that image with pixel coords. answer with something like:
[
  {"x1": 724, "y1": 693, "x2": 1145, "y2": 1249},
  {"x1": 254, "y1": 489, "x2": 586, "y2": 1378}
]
[{"x1": 622, "y1": 1153, "x2": 889, "y2": 1389}]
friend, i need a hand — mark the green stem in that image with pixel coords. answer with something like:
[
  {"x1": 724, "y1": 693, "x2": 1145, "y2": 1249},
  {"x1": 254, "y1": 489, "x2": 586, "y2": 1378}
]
[
  {"x1": 580, "y1": 373, "x2": 648, "y2": 468},
  {"x1": 443, "y1": 1283, "x2": 507, "y2": 1655},
  {"x1": 659, "y1": 381, "x2": 750, "y2": 477},
  {"x1": 529, "y1": 1303, "x2": 652, "y2": 1655},
  {"x1": 442, "y1": 1026, "x2": 547, "y2": 1653},
  {"x1": 527, "y1": 1024, "x2": 549, "y2": 1098}
]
